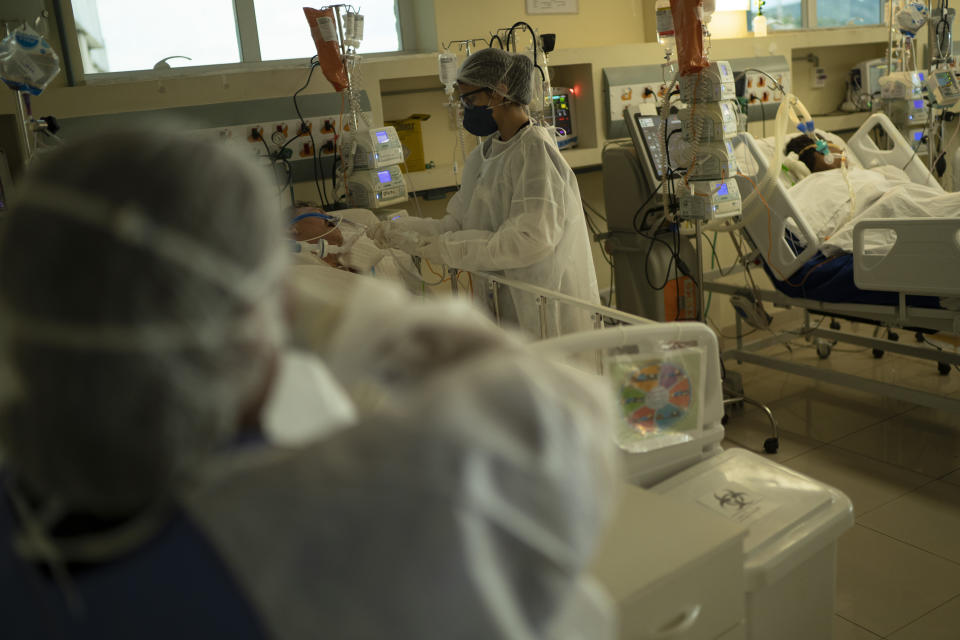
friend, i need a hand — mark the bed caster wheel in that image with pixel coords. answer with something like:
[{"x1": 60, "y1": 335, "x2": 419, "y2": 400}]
[
  {"x1": 888, "y1": 331, "x2": 899, "y2": 342},
  {"x1": 916, "y1": 332, "x2": 925, "y2": 343},
  {"x1": 830, "y1": 320, "x2": 841, "y2": 330},
  {"x1": 816, "y1": 343, "x2": 832, "y2": 359},
  {"x1": 763, "y1": 437, "x2": 779, "y2": 454},
  {"x1": 872, "y1": 348, "x2": 885, "y2": 359},
  {"x1": 938, "y1": 362, "x2": 951, "y2": 376}
]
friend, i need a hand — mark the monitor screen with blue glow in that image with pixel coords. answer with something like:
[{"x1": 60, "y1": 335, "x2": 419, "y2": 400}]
[
  {"x1": 919, "y1": 72, "x2": 925, "y2": 81},
  {"x1": 717, "y1": 183, "x2": 729, "y2": 196},
  {"x1": 914, "y1": 99, "x2": 924, "y2": 108},
  {"x1": 914, "y1": 131, "x2": 923, "y2": 141},
  {"x1": 377, "y1": 170, "x2": 392, "y2": 184},
  {"x1": 376, "y1": 131, "x2": 390, "y2": 144}
]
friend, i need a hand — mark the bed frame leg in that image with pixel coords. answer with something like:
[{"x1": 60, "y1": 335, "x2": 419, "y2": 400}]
[{"x1": 723, "y1": 395, "x2": 780, "y2": 454}]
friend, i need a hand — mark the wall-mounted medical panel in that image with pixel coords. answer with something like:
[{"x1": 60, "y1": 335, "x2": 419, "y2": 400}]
[
  {"x1": 603, "y1": 64, "x2": 678, "y2": 140},
  {"x1": 55, "y1": 92, "x2": 371, "y2": 185},
  {"x1": 728, "y1": 56, "x2": 791, "y2": 122}
]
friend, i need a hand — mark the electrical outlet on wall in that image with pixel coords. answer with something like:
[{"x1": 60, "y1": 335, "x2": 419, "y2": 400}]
[{"x1": 811, "y1": 67, "x2": 827, "y2": 89}]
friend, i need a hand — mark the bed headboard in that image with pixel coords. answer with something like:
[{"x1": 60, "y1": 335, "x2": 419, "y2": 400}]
[
  {"x1": 846, "y1": 113, "x2": 942, "y2": 190},
  {"x1": 733, "y1": 133, "x2": 821, "y2": 280}
]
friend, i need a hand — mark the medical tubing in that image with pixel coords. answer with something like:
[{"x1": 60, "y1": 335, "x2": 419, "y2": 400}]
[
  {"x1": 290, "y1": 62, "x2": 328, "y2": 208},
  {"x1": 660, "y1": 71, "x2": 681, "y2": 223},
  {"x1": 736, "y1": 96, "x2": 793, "y2": 219},
  {"x1": 683, "y1": 70, "x2": 706, "y2": 185},
  {"x1": 402, "y1": 164, "x2": 424, "y2": 218},
  {"x1": 838, "y1": 153, "x2": 857, "y2": 227}
]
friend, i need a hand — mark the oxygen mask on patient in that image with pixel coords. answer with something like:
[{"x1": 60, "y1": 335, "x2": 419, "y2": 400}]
[
  {"x1": 815, "y1": 138, "x2": 835, "y2": 165},
  {"x1": 292, "y1": 212, "x2": 367, "y2": 260}
]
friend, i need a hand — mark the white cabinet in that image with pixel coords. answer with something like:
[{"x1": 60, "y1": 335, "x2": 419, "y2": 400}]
[{"x1": 592, "y1": 484, "x2": 747, "y2": 640}]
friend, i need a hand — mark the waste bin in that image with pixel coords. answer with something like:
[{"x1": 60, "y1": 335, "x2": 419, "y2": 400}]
[{"x1": 652, "y1": 448, "x2": 854, "y2": 640}]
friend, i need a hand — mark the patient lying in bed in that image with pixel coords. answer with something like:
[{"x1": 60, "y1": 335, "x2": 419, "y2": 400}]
[
  {"x1": 783, "y1": 134, "x2": 952, "y2": 257},
  {"x1": 289, "y1": 202, "x2": 422, "y2": 289}
]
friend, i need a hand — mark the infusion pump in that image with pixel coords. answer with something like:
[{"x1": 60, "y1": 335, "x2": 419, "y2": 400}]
[
  {"x1": 347, "y1": 166, "x2": 408, "y2": 209},
  {"x1": 679, "y1": 61, "x2": 736, "y2": 103},
  {"x1": 349, "y1": 126, "x2": 405, "y2": 169},
  {"x1": 927, "y1": 69, "x2": 960, "y2": 107}
]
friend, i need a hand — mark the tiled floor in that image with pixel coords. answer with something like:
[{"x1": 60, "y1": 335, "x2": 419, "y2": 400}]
[{"x1": 721, "y1": 331, "x2": 960, "y2": 639}]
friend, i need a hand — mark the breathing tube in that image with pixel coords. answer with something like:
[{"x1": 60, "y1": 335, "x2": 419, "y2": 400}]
[{"x1": 742, "y1": 93, "x2": 813, "y2": 217}]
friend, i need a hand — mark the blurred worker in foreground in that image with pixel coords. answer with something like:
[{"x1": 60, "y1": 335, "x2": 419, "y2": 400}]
[
  {"x1": 369, "y1": 47, "x2": 600, "y2": 338},
  {"x1": 0, "y1": 128, "x2": 618, "y2": 639}
]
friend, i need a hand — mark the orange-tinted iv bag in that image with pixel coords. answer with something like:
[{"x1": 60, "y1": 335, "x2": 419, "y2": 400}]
[
  {"x1": 670, "y1": 0, "x2": 708, "y2": 76},
  {"x1": 304, "y1": 7, "x2": 348, "y2": 92}
]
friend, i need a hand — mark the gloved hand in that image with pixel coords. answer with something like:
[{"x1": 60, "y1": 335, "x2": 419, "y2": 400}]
[
  {"x1": 383, "y1": 227, "x2": 423, "y2": 255},
  {"x1": 366, "y1": 221, "x2": 392, "y2": 249},
  {"x1": 417, "y1": 237, "x2": 446, "y2": 263},
  {"x1": 368, "y1": 221, "x2": 421, "y2": 253}
]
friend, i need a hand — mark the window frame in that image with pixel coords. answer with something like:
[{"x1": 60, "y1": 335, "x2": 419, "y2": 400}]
[{"x1": 59, "y1": 0, "x2": 428, "y2": 85}]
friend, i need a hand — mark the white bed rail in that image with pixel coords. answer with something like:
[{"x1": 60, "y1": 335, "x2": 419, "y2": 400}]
[
  {"x1": 846, "y1": 113, "x2": 941, "y2": 190},
  {"x1": 733, "y1": 133, "x2": 821, "y2": 279},
  {"x1": 447, "y1": 269, "x2": 656, "y2": 332},
  {"x1": 853, "y1": 218, "x2": 960, "y2": 296}
]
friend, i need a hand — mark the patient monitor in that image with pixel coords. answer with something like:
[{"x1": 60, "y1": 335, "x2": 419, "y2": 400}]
[{"x1": 848, "y1": 58, "x2": 889, "y2": 109}]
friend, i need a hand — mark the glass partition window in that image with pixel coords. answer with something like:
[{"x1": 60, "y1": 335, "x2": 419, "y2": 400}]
[
  {"x1": 71, "y1": 0, "x2": 401, "y2": 74},
  {"x1": 816, "y1": 0, "x2": 884, "y2": 27},
  {"x1": 255, "y1": 0, "x2": 399, "y2": 61},
  {"x1": 72, "y1": 0, "x2": 240, "y2": 72},
  {"x1": 747, "y1": 0, "x2": 883, "y2": 30}
]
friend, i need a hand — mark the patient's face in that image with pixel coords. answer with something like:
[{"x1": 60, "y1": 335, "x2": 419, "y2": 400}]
[{"x1": 811, "y1": 144, "x2": 843, "y2": 172}]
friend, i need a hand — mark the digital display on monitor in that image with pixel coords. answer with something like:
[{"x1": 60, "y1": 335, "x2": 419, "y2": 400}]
[
  {"x1": 937, "y1": 72, "x2": 953, "y2": 87},
  {"x1": 919, "y1": 72, "x2": 925, "y2": 81},
  {"x1": 633, "y1": 113, "x2": 682, "y2": 180},
  {"x1": 914, "y1": 131, "x2": 923, "y2": 141},
  {"x1": 377, "y1": 170, "x2": 392, "y2": 184},
  {"x1": 717, "y1": 183, "x2": 729, "y2": 196},
  {"x1": 914, "y1": 99, "x2": 924, "y2": 108},
  {"x1": 376, "y1": 130, "x2": 390, "y2": 144}
]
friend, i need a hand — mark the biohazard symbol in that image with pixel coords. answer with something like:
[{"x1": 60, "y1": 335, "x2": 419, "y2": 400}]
[{"x1": 714, "y1": 489, "x2": 753, "y2": 511}]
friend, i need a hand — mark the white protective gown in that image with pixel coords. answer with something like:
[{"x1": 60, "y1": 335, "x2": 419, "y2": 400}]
[
  {"x1": 185, "y1": 275, "x2": 620, "y2": 640},
  {"x1": 395, "y1": 125, "x2": 600, "y2": 337}
]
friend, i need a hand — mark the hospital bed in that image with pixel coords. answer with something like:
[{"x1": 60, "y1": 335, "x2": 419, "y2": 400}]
[{"x1": 717, "y1": 112, "x2": 960, "y2": 415}]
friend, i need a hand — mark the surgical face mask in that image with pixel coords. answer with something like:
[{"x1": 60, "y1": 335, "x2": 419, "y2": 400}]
[
  {"x1": 261, "y1": 350, "x2": 356, "y2": 447},
  {"x1": 462, "y1": 103, "x2": 499, "y2": 136}
]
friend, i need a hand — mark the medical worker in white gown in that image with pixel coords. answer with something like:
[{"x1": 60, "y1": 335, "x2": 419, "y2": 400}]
[
  {"x1": 0, "y1": 127, "x2": 618, "y2": 640},
  {"x1": 370, "y1": 48, "x2": 600, "y2": 337}
]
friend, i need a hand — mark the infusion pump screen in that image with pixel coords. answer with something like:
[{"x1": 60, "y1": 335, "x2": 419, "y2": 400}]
[{"x1": 635, "y1": 114, "x2": 682, "y2": 180}]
